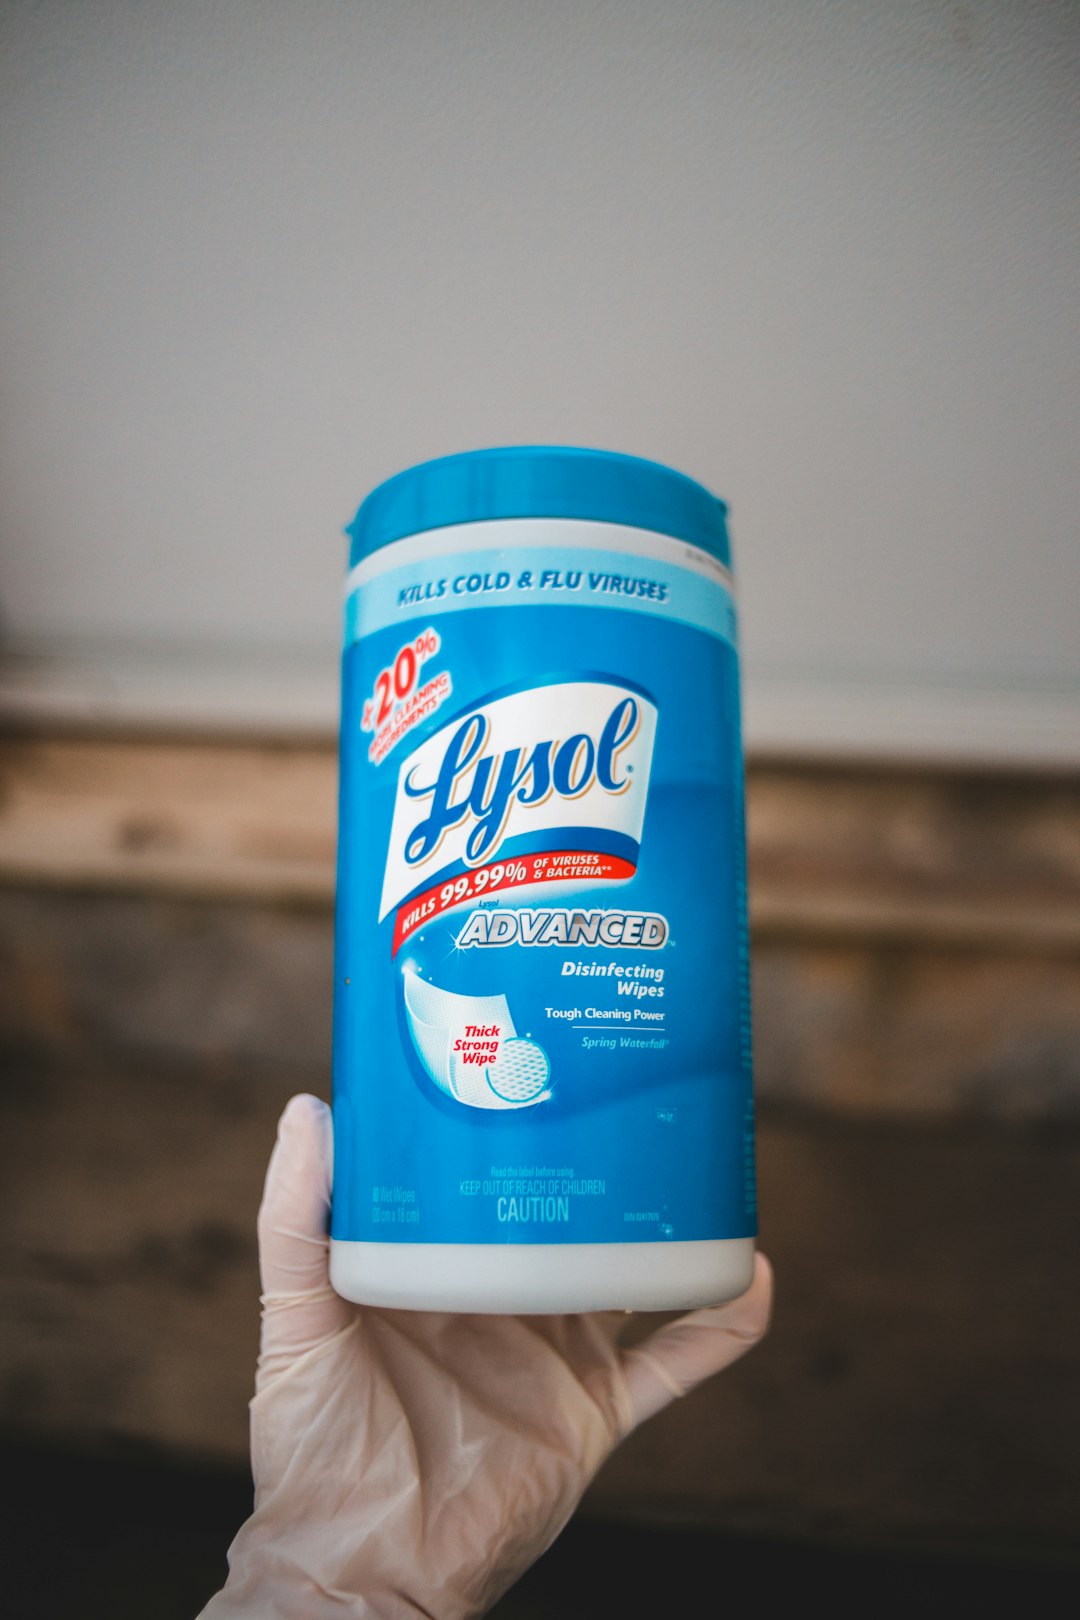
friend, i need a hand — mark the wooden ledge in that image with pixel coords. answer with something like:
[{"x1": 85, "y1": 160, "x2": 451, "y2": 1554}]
[{"x1": 1, "y1": 734, "x2": 1078, "y2": 952}]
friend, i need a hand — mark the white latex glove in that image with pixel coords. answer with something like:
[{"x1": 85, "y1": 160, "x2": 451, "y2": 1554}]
[{"x1": 201, "y1": 1093, "x2": 772, "y2": 1620}]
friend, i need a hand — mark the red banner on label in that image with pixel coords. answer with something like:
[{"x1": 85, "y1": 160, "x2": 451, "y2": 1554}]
[{"x1": 392, "y1": 849, "x2": 636, "y2": 955}]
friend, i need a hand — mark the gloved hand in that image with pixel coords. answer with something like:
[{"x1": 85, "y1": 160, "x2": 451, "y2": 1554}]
[{"x1": 201, "y1": 1093, "x2": 773, "y2": 1619}]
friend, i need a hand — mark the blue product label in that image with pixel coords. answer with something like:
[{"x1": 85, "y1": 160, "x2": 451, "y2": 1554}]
[{"x1": 331, "y1": 538, "x2": 756, "y2": 1244}]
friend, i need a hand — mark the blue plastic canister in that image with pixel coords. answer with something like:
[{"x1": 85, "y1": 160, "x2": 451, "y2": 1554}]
[{"x1": 330, "y1": 447, "x2": 756, "y2": 1312}]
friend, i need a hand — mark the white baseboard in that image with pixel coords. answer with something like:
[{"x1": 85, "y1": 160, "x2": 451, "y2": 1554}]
[
  {"x1": 2, "y1": 643, "x2": 1077, "y2": 769},
  {"x1": 743, "y1": 677, "x2": 1080, "y2": 770},
  {"x1": 0, "y1": 643, "x2": 340, "y2": 737}
]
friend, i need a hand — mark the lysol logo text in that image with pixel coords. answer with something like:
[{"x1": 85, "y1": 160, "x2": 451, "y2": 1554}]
[
  {"x1": 379, "y1": 681, "x2": 657, "y2": 920},
  {"x1": 403, "y1": 695, "x2": 639, "y2": 867}
]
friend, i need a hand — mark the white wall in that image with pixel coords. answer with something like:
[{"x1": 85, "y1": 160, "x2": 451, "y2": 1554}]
[{"x1": 1, "y1": 1, "x2": 1078, "y2": 759}]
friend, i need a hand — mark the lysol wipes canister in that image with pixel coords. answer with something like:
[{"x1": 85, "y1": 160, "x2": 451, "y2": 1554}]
[{"x1": 330, "y1": 447, "x2": 756, "y2": 1312}]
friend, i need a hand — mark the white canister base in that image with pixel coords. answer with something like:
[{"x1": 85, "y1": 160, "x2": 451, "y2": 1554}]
[{"x1": 330, "y1": 1236, "x2": 755, "y2": 1314}]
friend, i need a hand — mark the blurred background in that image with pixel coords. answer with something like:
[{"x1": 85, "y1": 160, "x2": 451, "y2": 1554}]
[{"x1": 1, "y1": 2, "x2": 1078, "y2": 1613}]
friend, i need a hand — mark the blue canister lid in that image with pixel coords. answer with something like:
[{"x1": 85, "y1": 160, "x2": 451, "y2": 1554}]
[{"x1": 346, "y1": 446, "x2": 730, "y2": 569}]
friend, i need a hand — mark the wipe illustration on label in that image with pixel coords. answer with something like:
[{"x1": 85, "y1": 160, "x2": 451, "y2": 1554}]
[
  {"x1": 403, "y1": 969, "x2": 551, "y2": 1111},
  {"x1": 383, "y1": 678, "x2": 657, "y2": 953}
]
